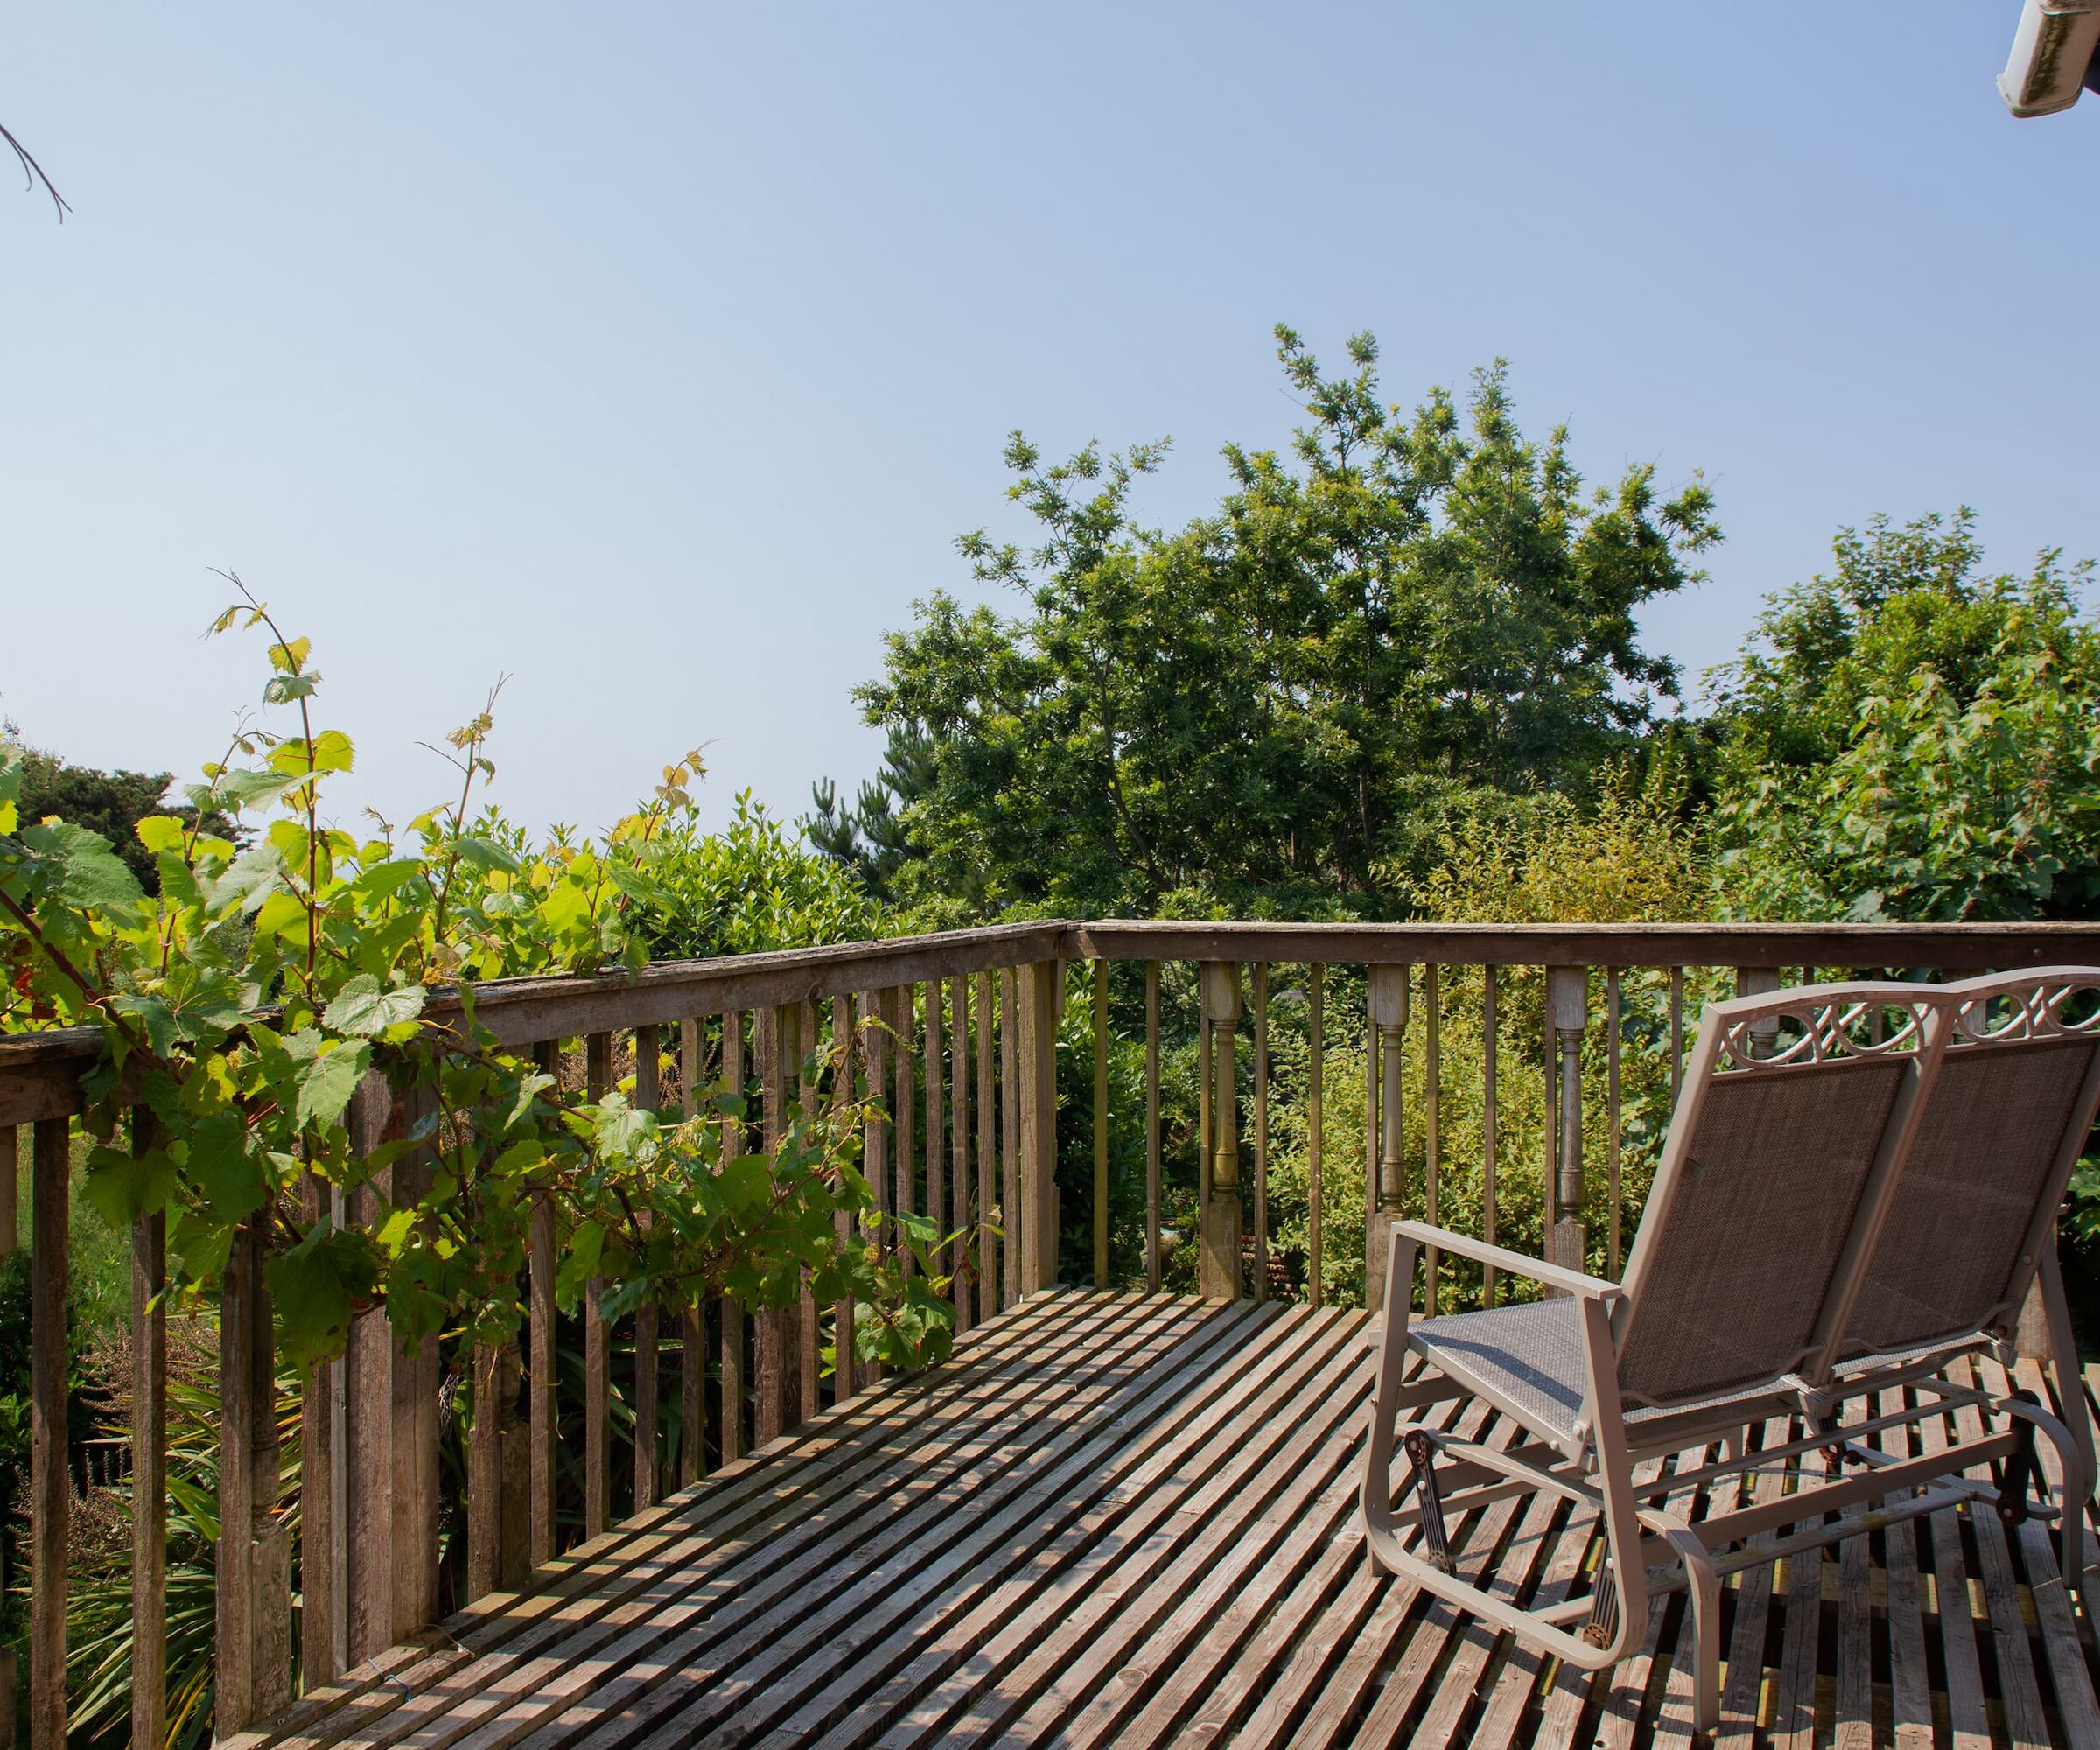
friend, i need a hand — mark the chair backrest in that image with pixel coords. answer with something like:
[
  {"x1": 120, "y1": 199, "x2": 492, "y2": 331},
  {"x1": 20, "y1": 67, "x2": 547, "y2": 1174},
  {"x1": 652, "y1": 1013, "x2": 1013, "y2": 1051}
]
[
  {"x1": 1611, "y1": 978, "x2": 1950, "y2": 1410},
  {"x1": 1837, "y1": 967, "x2": 2100, "y2": 1362}
]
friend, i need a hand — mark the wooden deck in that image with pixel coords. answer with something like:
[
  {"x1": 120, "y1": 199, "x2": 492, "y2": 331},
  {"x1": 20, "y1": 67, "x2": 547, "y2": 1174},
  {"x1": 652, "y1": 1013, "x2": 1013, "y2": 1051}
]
[{"x1": 253, "y1": 1292, "x2": 2100, "y2": 1750}]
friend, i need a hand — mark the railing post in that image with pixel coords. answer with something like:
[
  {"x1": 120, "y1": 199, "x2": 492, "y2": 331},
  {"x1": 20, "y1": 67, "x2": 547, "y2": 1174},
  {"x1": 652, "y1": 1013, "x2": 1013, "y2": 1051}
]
[
  {"x1": 1365, "y1": 965, "x2": 1408, "y2": 1311},
  {"x1": 0, "y1": 1124, "x2": 16, "y2": 1254},
  {"x1": 1093, "y1": 959, "x2": 1110, "y2": 1288},
  {"x1": 1019, "y1": 959, "x2": 1060, "y2": 1294},
  {"x1": 131, "y1": 1193, "x2": 169, "y2": 1736},
  {"x1": 528, "y1": 1040, "x2": 558, "y2": 1569},
  {"x1": 758, "y1": 1004, "x2": 800, "y2": 1441},
  {"x1": 217, "y1": 1209, "x2": 290, "y2": 1732},
  {"x1": 1200, "y1": 962, "x2": 1242, "y2": 1303},
  {"x1": 1736, "y1": 965, "x2": 1782, "y2": 1047},
  {"x1": 296, "y1": 1163, "x2": 338, "y2": 1690},
  {"x1": 1000, "y1": 970, "x2": 1021, "y2": 1308},
  {"x1": 583, "y1": 1032, "x2": 612, "y2": 1535},
  {"x1": 1546, "y1": 965, "x2": 1588, "y2": 1277},
  {"x1": 633, "y1": 1024, "x2": 662, "y2": 1508},
  {"x1": 29, "y1": 1117, "x2": 67, "y2": 1750},
  {"x1": 719, "y1": 1012, "x2": 746, "y2": 1465}
]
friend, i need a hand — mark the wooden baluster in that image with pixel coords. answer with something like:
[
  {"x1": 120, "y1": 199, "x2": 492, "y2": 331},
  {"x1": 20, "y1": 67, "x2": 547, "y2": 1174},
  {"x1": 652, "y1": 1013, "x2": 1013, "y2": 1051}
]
[
  {"x1": 1000, "y1": 969, "x2": 1020, "y2": 1310},
  {"x1": 0, "y1": 1124, "x2": 16, "y2": 1253},
  {"x1": 1019, "y1": 960, "x2": 1060, "y2": 1293},
  {"x1": 634, "y1": 1024, "x2": 661, "y2": 1511},
  {"x1": 924, "y1": 982, "x2": 946, "y2": 1285},
  {"x1": 757, "y1": 1004, "x2": 796, "y2": 1442},
  {"x1": 949, "y1": 975, "x2": 973, "y2": 1330},
  {"x1": 388, "y1": 1082, "x2": 439, "y2": 1648},
  {"x1": 1424, "y1": 964, "x2": 1440, "y2": 1316},
  {"x1": 833, "y1": 993, "x2": 858, "y2": 1404},
  {"x1": 297, "y1": 1156, "x2": 341, "y2": 1681},
  {"x1": 584, "y1": 1030, "x2": 612, "y2": 1537},
  {"x1": 218, "y1": 1206, "x2": 290, "y2": 1730},
  {"x1": 1366, "y1": 965, "x2": 1408, "y2": 1311},
  {"x1": 679, "y1": 1013, "x2": 706, "y2": 1487},
  {"x1": 529, "y1": 1040, "x2": 558, "y2": 1565},
  {"x1": 798, "y1": 999, "x2": 821, "y2": 1422},
  {"x1": 1092, "y1": 958, "x2": 1110, "y2": 1289},
  {"x1": 466, "y1": 1337, "x2": 506, "y2": 1600},
  {"x1": 1200, "y1": 962, "x2": 1242, "y2": 1303},
  {"x1": 718, "y1": 1012, "x2": 746, "y2": 1465},
  {"x1": 1606, "y1": 969, "x2": 1623, "y2": 1280},
  {"x1": 975, "y1": 972, "x2": 996, "y2": 1320},
  {"x1": 858, "y1": 991, "x2": 888, "y2": 1383},
  {"x1": 30, "y1": 1117, "x2": 67, "y2": 1750},
  {"x1": 1542, "y1": 976, "x2": 1556, "y2": 1243},
  {"x1": 1546, "y1": 966, "x2": 1587, "y2": 1276},
  {"x1": 892, "y1": 986, "x2": 916, "y2": 1280},
  {"x1": 1252, "y1": 962, "x2": 1270, "y2": 1305},
  {"x1": 1482, "y1": 965, "x2": 1498, "y2": 1308},
  {"x1": 1669, "y1": 965, "x2": 1685, "y2": 1103},
  {"x1": 1144, "y1": 960, "x2": 1161, "y2": 1294},
  {"x1": 133, "y1": 1110, "x2": 170, "y2": 1737},
  {"x1": 1308, "y1": 963, "x2": 1324, "y2": 1311}
]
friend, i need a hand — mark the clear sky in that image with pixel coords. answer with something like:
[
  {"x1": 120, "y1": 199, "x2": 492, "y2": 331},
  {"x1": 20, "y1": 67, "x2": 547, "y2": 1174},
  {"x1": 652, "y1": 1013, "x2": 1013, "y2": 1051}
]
[{"x1": 4, "y1": 4, "x2": 2095, "y2": 840}]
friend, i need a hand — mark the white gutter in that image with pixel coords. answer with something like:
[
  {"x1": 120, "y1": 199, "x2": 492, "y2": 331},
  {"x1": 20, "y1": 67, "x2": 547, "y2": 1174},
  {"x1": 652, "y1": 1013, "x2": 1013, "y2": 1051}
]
[{"x1": 2000, "y1": 0, "x2": 2100, "y2": 116}]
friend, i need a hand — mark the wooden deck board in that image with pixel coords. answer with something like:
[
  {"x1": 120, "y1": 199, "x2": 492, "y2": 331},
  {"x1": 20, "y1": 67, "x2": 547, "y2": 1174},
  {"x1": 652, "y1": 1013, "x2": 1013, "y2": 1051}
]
[{"x1": 251, "y1": 1293, "x2": 2100, "y2": 1750}]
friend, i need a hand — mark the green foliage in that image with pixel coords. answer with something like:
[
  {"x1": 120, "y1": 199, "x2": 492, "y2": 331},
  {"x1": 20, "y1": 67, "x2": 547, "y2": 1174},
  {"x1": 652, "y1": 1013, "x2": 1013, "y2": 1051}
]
[
  {"x1": 0, "y1": 591, "x2": 952, "y2": 1390},
  {"x1": 1714, "y1": 512, "x2": 2100, "y2": 921},
  {"x1": 8, "y1": 748, "x2": 236, "y2": 900},
  {"x1": 834, "y1": 326, "x2": 1716, "y2": 921}
]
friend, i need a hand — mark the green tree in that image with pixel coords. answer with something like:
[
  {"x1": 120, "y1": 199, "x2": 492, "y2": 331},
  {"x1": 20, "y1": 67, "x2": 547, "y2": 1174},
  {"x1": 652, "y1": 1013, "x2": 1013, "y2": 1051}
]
[
  {"x1": 1713, "y1": 511, "x2": 2100, "y2": 921},
  {"x1": 835, "y1": 326, "x2": 1718, "y2": 922}
]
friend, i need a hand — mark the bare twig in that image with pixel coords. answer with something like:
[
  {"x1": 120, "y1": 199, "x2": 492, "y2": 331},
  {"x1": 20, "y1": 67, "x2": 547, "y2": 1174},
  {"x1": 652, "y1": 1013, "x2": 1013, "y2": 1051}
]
[{"x1": 1, "y1": 119, "x2": 69, "y2": 220}]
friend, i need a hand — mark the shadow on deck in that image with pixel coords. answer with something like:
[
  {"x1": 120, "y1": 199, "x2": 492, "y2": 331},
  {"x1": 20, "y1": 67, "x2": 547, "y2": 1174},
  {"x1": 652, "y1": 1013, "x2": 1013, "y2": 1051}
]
[{"x1": 253, "y1": 1291, "x2": 2100, "y2": 1749}]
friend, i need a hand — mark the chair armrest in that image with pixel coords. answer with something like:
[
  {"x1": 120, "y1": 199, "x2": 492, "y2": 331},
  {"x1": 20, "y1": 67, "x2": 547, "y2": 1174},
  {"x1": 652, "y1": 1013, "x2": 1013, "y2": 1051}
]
[{"x1": 1391, "y1": 1220, "x2": 1623, "y2": 1304}]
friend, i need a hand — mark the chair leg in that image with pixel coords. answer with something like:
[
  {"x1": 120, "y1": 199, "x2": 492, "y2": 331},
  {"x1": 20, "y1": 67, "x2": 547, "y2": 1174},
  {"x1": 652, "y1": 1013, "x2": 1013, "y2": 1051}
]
[{"x1": 1662, "y1": 1526, "x2": 1722, "y2": 1733}]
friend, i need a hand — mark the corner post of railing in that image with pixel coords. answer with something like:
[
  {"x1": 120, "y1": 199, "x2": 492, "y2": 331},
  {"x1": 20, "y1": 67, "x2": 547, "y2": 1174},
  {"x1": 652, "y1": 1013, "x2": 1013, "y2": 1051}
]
[
  {"x1": 1546, "y1": 965, "x2": 1589, "y2": 1278},
  {"x1": 1019, "y1": 958, "x2": 1061, "y2": 1294},
  {"x1": 1365, "y1": 965, "x2": 1409, "y2": 1312},
  {"x1": 1200, "y1": 962, "x2": 1243, "y2": 1302}
]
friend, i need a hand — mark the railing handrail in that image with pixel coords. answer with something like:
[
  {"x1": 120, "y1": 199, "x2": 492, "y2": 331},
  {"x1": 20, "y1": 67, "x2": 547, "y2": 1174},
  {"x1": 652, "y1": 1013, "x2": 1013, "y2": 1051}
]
[
  {"x1": 11, "y1": 914, "x2": 2100, "y2": 1123},
  {"x1": 1069, "y1": 917, "x2": 2100, "y2": 966}
]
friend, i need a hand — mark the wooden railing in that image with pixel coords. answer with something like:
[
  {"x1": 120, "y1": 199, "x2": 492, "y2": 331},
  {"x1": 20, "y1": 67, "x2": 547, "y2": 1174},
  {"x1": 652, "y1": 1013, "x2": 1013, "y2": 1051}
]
[{"x1": 5, "y1": 917, "x2": 2100, "y2": 1746}]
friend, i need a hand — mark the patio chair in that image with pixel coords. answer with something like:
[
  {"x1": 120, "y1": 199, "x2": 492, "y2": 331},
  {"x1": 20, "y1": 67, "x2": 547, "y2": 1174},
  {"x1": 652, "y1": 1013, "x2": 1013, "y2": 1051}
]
[{"x1": 1361, "y1": 966, "x2": 2100, "y2": 1735}]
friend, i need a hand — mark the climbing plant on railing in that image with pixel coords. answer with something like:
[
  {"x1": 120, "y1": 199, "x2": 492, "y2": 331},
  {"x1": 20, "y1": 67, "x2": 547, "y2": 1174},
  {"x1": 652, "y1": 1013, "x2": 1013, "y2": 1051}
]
[{"x1": 0, "y1": 582, "x2": 948, "y2": 1374}]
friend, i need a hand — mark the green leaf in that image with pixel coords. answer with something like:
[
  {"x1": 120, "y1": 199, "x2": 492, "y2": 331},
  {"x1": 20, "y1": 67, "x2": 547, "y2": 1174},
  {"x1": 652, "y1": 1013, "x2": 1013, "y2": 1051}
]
[
  {"x1": 82, "y1": 1143, "x2": 178, "y2": 1226},
  {"x1": 184, "y1": 1112, "x2": 269, "y2": 1222},
  {"x1": 450, "y1": 834, "x2": 523, "y2": 876},
  {"x1": 267, "y1": 1225, "x2": 380, "y2": 1368},
  {"x1": 135, "y1": 815, "x2": 188, "y2": 856},
  {"x1": 323, "y1": 974, "x2": 426, "y2": 1038},
  {"x1": 19, "y1": 820, "x2": 146, "y2": 909},
  {"x1": 297, "y1": 1041, "x2": 372, "y2": 1130}
]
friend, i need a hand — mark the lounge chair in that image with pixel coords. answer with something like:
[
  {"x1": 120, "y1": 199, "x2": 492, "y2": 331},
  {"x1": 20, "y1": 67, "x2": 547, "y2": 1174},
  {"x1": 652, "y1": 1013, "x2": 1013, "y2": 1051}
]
[{"x1": 1362, "y1": 966, "x2": 2100, "y2": 1734}]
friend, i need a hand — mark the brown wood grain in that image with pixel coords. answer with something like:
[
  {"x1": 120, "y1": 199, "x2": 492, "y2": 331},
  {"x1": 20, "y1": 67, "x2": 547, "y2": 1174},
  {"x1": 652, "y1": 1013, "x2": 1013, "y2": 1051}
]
[{"x1": 28, "y1": 1119, "x2": 67, "y2": 1750}]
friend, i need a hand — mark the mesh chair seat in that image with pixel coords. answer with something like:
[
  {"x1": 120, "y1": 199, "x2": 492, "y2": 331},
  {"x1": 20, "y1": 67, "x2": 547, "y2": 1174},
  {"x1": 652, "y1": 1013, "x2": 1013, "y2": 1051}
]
[
  {"x1": 1410, "y1": 1298, "x2": 1992, "y2": 1450},
  {"x1": 1408, "y1": 1300, "x2": 1591, "y2": 1442}
]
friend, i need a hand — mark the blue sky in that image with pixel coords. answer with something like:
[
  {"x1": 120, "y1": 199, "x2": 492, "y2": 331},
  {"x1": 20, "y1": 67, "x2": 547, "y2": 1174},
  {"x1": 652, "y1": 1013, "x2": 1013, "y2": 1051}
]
[{"x1": 4, "y1": 4, "x2": 2094, "y2": 839}]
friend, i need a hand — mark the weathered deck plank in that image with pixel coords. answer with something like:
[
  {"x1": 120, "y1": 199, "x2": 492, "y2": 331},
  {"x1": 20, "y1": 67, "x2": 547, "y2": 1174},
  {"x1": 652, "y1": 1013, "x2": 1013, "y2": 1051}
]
[{"x1": 249, "y1": 1294, "x2": 2100, "y2": 1750}]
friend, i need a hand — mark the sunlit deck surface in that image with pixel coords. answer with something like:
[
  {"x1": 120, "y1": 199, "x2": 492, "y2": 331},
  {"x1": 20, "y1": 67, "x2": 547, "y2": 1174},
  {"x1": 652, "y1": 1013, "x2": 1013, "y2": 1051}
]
[{"x1": 258, "y1": 1292, "x2": 2100, "y2": 1750}]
